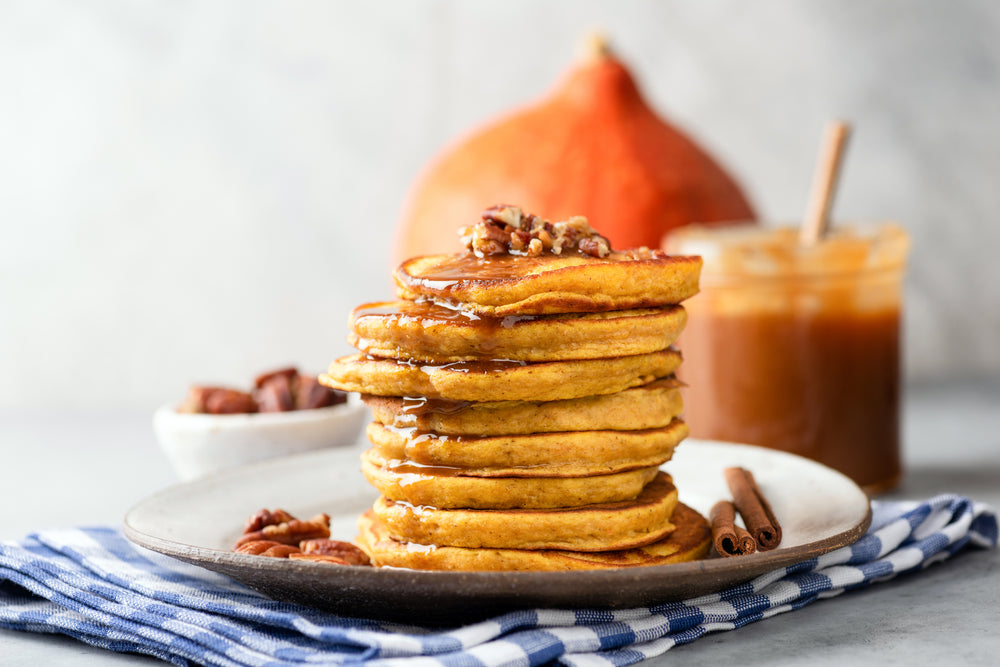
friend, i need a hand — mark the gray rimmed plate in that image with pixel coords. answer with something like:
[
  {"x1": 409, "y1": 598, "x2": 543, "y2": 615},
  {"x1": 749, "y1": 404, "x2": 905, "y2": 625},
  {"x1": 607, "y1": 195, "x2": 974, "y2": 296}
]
[{"x1": 124, "y1": 440, "x2": 870, "y2": 625}]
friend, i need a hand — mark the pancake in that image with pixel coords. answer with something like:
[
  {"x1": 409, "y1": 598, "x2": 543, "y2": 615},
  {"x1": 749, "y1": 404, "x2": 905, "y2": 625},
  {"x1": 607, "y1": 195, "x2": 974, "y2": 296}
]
[
  {"x1": 320, "y1": 349, "x2": 682, "y2": 402},
  {"x1": 395, "y1": 250, "x2": 702, "y2": 316},
  {"x1": 371, "y1": 472, "x2": 678, "y2": 551},
  {"x1": 363, "y1": 378, "x2": 685, "y2": 436},
  {"x1": 367, "y1": 419, "x2": 687, "y2": 475},
  {"x1": 356, "y1": 502, "x2": 711, "y2": 571},
  {"x1": 348, "y1": 301, "x2": 687, "y2": 363},
  {"x1": 361, "y1": 450, "x2": 660, "y2": 509}
]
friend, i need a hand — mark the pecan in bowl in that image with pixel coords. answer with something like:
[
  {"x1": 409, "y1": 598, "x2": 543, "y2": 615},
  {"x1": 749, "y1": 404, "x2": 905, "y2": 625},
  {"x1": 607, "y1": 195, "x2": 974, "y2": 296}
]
[{"x1": 153, "y1": 368, "x2": 366, "y2": 481}]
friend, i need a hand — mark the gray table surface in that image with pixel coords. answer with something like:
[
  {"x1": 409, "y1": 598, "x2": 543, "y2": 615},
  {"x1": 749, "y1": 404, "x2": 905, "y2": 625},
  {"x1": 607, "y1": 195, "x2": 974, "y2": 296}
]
[{"x1": 2, "y1": 378, "x2": 998, "y2": 665}]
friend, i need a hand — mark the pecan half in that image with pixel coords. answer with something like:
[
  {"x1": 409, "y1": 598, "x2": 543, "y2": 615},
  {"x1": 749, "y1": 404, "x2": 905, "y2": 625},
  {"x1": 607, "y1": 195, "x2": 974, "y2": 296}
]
[
  {"x1": 234, "y1": 540, "x2": 302, "y2": 558},
  {"x1": 243, "y1": 508, "x2": 297, "y2": 534},
  {"x1": 295, "y1": 374, "x2": 347, "y2": 410},
  {"x1": 288, "y1": 553, "x2": 348, "y2": 564},
  {"x1": 234, "y1": 513, "x2": 331, "y2": 548},
  {"x1": 253, "y1": 367, "x2": 299, "y2": 389},
  {"x1": 299, "y1": 538, "x2": 371, "y2": 566},
  {"x1": 179, "y1": 387, "x2": 258, "y2": 414},
  {"x1": 178, "y1": 367, "x2": 346, "y2": 415},
  {"x1": 253, "y1": 368, "x2": 347, "y2": 412},
  {"x1": 287, "y1": 553, "x2": 373, "y2": 566},
  {"x1": 206, "y1": 389, "x2": 259, "y2": 414},
  {"x1": 256, "y1": 373, "x2": 295, "y2": 412}
]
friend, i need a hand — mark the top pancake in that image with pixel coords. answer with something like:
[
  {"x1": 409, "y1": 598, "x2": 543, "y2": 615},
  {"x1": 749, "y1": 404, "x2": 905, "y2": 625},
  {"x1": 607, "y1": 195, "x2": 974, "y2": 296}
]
[{"x1": 394, "y1": 250, "x2": 702, "y2": 316}]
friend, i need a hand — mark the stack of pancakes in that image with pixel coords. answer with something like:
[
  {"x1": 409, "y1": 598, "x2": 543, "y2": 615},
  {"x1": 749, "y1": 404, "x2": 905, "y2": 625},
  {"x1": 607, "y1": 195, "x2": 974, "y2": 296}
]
[{"x1": 320, "y1": 232, "x2": 711, "y2": 570}]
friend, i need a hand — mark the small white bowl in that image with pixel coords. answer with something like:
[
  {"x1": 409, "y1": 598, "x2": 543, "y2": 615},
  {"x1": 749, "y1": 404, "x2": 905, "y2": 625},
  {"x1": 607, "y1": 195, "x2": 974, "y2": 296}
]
[{"x1": 153, "y1": 396, "x2": 367, "y2": 480}]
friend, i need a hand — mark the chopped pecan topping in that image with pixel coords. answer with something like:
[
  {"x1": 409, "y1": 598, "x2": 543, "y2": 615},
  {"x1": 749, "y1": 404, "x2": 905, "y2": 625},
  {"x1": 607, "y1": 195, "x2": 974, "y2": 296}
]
[
  {"x1": 460, "y1": 205, "x2": 612, "y2": 259},
  {"x1": 300, "y1": 538, "x2": 372, "y2": 566},
  {"x1": 578, "y1": 237, "x2": 607, "y2": 257},
  {"x1": 233, "y1": 513, "x2": 331, "y2": 549},
  {"x1": 243, "y1": 508, "x2": 297, "y2": 534},
  {"x1": 234, "y1": 540, "x2": 302, "y2": 558}
]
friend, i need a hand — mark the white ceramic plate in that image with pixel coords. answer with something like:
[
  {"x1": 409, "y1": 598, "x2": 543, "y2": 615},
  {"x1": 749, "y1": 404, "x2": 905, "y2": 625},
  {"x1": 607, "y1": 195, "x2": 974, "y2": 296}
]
[{"x1": 124, "y1": 440, "x2": 870, "y2": 624}]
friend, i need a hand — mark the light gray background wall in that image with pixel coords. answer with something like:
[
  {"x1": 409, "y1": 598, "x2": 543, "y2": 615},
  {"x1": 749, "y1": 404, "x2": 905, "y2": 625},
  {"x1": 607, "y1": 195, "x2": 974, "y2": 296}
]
[{"x1": 2, "y1": 0, "x2": 998, "y2": 411}]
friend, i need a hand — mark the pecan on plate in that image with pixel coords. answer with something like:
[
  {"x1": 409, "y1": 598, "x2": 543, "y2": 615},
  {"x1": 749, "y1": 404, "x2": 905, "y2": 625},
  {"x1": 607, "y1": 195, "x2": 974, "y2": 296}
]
[
  {"x1": 233, "y1": 513, "x2": 331, "y2": 549},
  {"x1": 299, "y1": 538, "x2": 371, "y2": 566},
  {"x1": 288, "y1": 553, "x2": 352, "y2": 565},
  {"x1": 242, "y1": 508, "x2": 297, "y2": 534},
  {"x1": 234, "y1": 540, "x2": 302, "y2": 558}
]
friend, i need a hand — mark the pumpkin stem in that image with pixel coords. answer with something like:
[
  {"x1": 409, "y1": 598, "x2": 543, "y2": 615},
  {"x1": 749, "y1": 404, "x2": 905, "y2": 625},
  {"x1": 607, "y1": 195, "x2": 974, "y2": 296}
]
[{"x1": 579, "y1": 31, "x2": 613, "y2": 63}]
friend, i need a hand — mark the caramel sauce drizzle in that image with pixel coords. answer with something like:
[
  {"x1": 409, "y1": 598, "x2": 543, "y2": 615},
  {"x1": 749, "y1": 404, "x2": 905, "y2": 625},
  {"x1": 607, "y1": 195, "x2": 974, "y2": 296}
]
[
  {"x1": 354, "y1": 300, "x2": 537, "y2": 330},
  {"x1": 365, "y1": 354, "x2": 528, "y2": 375},
  {"x1": 397, "y1": 249, "x2": 662, "y2": 292}
]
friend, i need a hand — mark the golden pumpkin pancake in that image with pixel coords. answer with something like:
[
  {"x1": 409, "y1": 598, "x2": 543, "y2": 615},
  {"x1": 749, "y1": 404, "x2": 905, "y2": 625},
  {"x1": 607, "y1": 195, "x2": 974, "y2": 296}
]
[
  {"x1": 357, "y1": 502, "x2": 711, "y2": 571},
  {"x1": 394, "y1": 250, "x2": 702, "y2": 316},
  {"x1": 367, "y1": 419, "x2": 687, "y2": 475},
  {"x1": 348, "y1": 301, "x2": 687, "y2": 363},
  {"x1": 320, "y1": 349, "x2": 682, "y2": 402},
  {"x1": 361, "y1": 450, "x2": 659, "y2": 510},
  {"x1": 371, "y1": 472, "x2": 678, "y2": 551},
  {"x1": 363, "y1": 378, "x2": 684, "y2": 435}
]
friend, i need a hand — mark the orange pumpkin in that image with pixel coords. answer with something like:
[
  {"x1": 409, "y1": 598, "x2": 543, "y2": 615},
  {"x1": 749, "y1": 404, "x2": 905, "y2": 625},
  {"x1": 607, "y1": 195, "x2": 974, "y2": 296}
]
[{"x1": 394, "y1": 37, "x2": 756, "y2": 264}]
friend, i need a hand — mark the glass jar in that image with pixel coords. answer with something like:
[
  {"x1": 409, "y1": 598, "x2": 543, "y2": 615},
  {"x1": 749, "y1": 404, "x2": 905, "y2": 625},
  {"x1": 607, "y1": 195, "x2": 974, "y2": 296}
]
[{"x1": 667, "y1": 224, "x2": 910, "y2": 494}]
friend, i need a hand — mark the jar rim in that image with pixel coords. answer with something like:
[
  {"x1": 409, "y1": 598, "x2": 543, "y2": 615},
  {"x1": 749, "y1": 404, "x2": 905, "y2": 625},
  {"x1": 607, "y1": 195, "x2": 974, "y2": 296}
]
[{"x1": 667, "y1": 222, "x2": 910, "y2": 281}]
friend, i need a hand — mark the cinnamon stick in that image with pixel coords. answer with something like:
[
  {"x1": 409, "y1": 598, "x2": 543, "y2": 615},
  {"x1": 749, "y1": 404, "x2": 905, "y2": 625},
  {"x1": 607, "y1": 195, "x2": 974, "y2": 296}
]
[
  {"x1": 709, "y1": 500, "x2": 757, "y2": 557},
  {"x1": 724, "y1": 467, "x2": 783, "y2": 550}
]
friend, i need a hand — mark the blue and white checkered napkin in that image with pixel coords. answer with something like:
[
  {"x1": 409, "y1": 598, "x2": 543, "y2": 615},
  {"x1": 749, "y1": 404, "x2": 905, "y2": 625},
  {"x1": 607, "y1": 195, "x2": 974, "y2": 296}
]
[{"x1": 0, "y1": 494, "x2": 996, "y2": 666}]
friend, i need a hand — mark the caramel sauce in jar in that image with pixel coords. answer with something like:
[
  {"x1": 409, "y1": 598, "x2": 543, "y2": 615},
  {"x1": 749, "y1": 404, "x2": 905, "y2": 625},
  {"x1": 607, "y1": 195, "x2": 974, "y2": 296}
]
[{"x1": 667, "y1": 224, "x2": 909, "y2": 494}]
